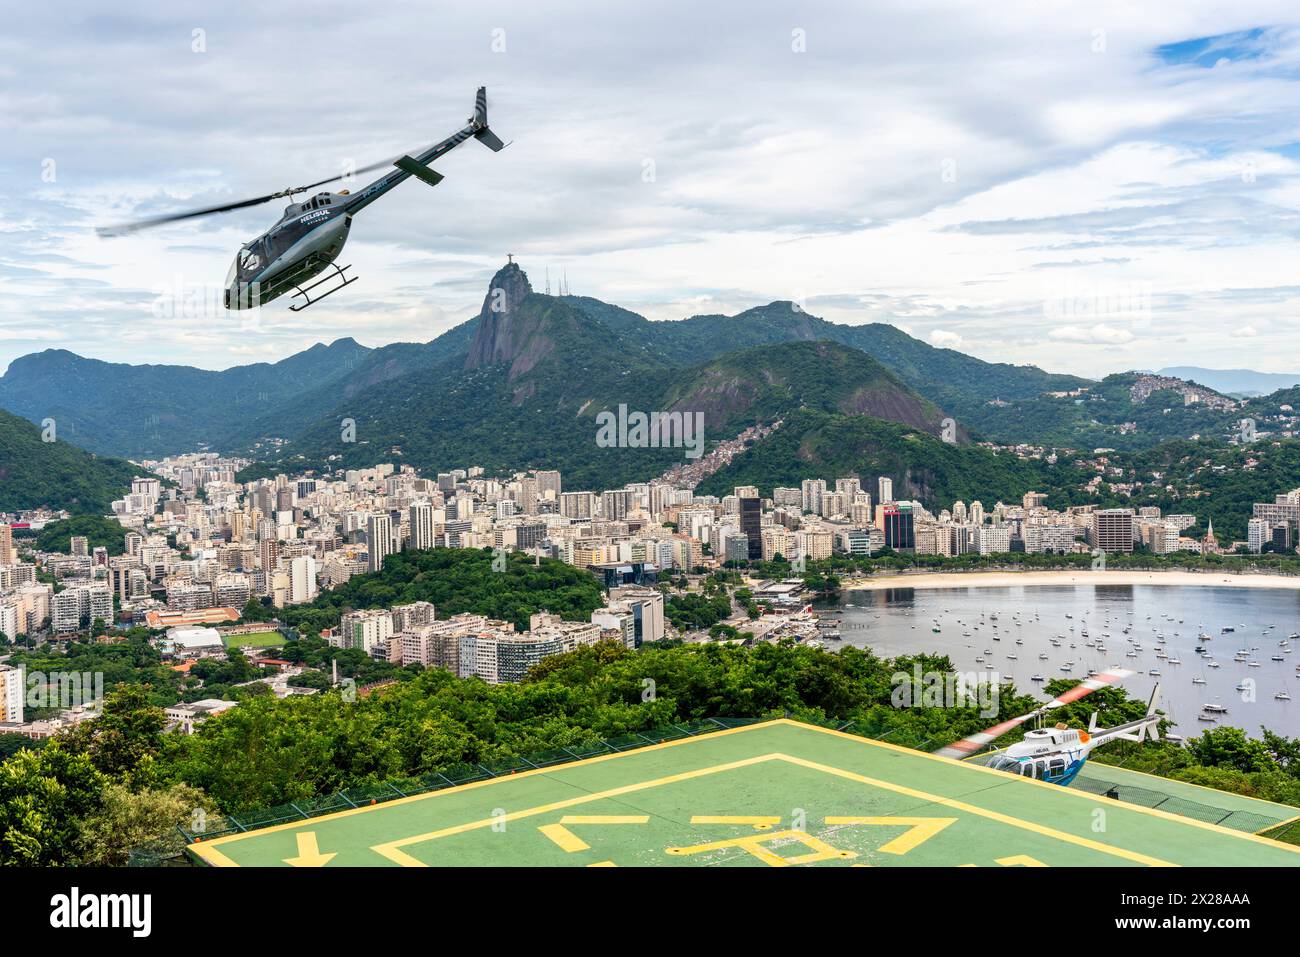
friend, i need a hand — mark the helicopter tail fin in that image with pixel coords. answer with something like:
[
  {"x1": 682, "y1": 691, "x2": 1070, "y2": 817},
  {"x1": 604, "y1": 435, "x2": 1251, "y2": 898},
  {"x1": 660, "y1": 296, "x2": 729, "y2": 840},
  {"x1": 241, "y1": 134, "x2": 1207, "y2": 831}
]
[
  {"x1": 1144, "y1": 682, "x2": 1162, "y2": 741},
  {"x1": 472, "y1": 86, "x2": 508, "y2": 152}
]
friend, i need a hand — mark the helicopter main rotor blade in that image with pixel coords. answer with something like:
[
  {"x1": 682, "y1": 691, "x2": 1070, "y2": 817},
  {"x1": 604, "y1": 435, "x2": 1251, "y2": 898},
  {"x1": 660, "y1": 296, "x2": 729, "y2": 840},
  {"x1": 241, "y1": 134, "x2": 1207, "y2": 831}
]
[
  {"x1": 933, "y1": 667, "x2": 1134, "y2": 760},
  {"x1": 96, "y1": 156, "x2": 396, "y2": 238},
  {"x1": 97, "y1": 193, "x2": 285, "y2": 237}
]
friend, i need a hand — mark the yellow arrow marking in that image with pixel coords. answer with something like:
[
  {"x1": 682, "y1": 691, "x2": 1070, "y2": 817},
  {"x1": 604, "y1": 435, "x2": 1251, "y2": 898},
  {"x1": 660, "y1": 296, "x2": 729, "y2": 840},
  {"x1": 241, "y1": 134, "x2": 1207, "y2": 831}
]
[
  {"x1": 538, "y1": 815, "x2": 649, "y2": 853},
  {"x1": 824, "y1": 816, "x2": 958, "y2": 855},
  {"x1": 283, "y1": 832, "x2": 336, "y2": 867},
  {"x1": 995, "y1": 854, "x2": 1048, "y2": 867}
]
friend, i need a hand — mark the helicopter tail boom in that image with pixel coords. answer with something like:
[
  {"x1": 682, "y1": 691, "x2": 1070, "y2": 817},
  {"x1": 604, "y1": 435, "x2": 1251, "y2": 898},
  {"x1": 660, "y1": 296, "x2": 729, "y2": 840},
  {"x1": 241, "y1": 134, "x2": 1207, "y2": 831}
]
[{"x1": 1088, "y1": 682, "x2": 1162, "y2": 747}]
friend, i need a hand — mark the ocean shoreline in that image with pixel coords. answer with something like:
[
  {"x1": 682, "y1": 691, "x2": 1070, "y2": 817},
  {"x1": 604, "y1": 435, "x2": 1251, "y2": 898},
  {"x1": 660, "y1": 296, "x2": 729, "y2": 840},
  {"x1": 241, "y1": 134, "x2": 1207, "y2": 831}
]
[{"x1": 840, "y1": 569, "x2": 1300, "y2": 592}]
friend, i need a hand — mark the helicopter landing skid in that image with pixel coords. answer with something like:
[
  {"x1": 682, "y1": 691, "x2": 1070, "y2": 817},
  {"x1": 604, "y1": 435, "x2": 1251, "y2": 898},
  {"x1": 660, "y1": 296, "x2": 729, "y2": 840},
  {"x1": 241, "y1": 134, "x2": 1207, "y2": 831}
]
[{"x1": 288, "y1": 262, "x2": 357, "y2": 312}]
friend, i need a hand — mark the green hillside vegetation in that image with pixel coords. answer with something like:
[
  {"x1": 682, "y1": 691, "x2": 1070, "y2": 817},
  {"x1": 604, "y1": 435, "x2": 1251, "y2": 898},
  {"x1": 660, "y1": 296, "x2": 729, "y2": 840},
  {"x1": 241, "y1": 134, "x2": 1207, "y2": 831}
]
[
  {"x1": 31, "y1": 514, "x2": 130, "y2": 556},
  {"x1": 1246, "y1": 386, "x2": 1300, "y2": 415},
  {"x1": 953, "y1": 373, "x2": 1240, "y2": 450},
  {"x1": 568, "y1": 297, "x2": 1087, "y2": 411},
  {"x1": 268, "y1": 292, "x2": 685, "y2": 488},
  {"x1": 0, "y1": 339, "x2": 371, "y2": 459},
  {"x1": 0, "y1": 409, "x2": 139, "y2": 514},
  {"x1": 660, "y1": 340, "x2": 954, "y2": 438},
  {"x1": 278, "y1": 547, "x2": 607, "y2": 636}
]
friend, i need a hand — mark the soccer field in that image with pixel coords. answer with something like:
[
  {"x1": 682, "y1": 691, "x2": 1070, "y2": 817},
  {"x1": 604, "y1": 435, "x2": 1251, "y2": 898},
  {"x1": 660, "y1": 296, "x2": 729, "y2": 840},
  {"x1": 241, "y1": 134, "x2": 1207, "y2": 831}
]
[
  {"x1": 220, "y1": 630, "x2": 283, "y2": 649},
  {"x1": 189, "y1": 720, "x2": 1300, "y2": 867}
]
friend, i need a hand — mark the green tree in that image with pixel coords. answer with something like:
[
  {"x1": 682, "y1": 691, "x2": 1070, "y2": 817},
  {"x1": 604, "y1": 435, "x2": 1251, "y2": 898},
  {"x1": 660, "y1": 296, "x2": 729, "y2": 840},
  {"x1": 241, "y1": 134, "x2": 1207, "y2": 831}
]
[
  {"x1": 1186, "y1": 726, "x2": 1280, "y2": 774},
  {"x1": 0, "y1": 745, "x2": 105, "y2": 866},
  {"x1": 75, "y1": 781, "x2": 215, "y2": 866},
  {"x1": 60, "y1": 685, "x2": 167, "y2": 786}
]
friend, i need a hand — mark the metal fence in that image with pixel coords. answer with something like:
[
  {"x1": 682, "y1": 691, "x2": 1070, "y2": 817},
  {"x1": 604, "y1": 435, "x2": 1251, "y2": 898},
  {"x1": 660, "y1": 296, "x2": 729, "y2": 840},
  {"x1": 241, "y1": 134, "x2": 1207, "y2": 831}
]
[{"x1": 1068, "y1": 776, "x2": 1285, "y2": 834}]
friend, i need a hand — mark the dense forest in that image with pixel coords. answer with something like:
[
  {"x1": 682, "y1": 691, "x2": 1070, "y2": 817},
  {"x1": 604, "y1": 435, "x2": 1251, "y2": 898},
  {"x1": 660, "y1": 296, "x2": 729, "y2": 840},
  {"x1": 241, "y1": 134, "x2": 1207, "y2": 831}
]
[{"x1": 0, "y1": 409, "x2": 139, "y2": 515}]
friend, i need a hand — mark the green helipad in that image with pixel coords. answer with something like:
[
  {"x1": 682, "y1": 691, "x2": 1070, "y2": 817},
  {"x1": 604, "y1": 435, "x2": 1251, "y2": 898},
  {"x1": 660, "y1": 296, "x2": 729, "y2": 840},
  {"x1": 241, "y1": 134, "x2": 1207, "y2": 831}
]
[{"x1": 189, "y1": 720, "x2": 1300, "y2": 867}]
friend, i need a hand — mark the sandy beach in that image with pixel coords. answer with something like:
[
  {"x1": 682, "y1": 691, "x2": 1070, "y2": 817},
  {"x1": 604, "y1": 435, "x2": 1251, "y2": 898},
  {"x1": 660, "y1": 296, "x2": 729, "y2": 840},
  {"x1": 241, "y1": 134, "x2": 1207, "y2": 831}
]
[{"x1": 840, "y1": 569, "x2": 1300, "y2": 592}]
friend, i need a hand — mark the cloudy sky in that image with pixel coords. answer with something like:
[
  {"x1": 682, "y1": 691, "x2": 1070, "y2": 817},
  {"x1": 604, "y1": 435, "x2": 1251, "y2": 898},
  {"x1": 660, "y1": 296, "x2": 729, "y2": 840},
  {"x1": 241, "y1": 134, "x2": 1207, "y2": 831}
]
[{"x1": 4, "y1": 1, "x2": 1300, "y2": 379}]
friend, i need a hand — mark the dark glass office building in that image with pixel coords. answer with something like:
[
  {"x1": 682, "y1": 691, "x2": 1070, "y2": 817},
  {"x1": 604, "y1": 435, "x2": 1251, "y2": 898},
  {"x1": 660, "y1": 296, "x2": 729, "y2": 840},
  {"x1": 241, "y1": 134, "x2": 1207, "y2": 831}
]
[
  {"x1": 883, "y1": 505, "x2": 915, "y2": 551},
  {"x1": 739, "y1": 497, "x2": 763, "y2": 561}
]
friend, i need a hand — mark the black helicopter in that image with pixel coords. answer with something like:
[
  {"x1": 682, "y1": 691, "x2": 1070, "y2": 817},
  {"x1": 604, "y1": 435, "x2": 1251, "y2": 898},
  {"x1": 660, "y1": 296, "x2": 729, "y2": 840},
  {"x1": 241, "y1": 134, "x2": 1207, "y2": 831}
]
[{"x1": 100, "y1": 87, "x2": 507, "y2": 311}]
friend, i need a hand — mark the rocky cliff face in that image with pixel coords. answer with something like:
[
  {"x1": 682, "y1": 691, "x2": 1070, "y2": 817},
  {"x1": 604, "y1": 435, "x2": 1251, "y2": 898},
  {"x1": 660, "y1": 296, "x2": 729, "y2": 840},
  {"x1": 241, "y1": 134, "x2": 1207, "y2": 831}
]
[{"x1": 464, "y1": 261, "x2": 539, "y2": 375}]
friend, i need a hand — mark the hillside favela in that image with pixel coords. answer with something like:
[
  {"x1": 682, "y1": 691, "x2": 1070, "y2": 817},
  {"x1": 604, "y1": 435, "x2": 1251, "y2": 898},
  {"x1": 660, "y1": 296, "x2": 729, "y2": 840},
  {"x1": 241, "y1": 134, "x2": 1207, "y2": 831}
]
[{"x1": 4, "y1": 3, "x2": 1300, "y2": 928}]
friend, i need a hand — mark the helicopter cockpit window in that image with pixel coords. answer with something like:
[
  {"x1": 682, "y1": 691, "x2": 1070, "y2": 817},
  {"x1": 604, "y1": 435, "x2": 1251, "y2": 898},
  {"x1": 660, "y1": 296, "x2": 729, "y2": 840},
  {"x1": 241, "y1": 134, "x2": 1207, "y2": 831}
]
[{"x1": 987, "y1": 755, "x2": 1021, "y2": 774}]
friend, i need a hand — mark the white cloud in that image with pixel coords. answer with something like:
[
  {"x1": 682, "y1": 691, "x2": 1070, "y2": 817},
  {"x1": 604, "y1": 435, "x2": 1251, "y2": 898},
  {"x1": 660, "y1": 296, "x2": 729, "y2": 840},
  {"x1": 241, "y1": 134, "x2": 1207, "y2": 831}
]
[
  {"x1": 1229, "y1": 324, "x2": 1259, "y2": 337},
  {"x1": 929, "y1": 329, "x2": 963, "y2": 348},
  {"x1": 1048, "y1": 324, "x2": 1137, "y2": 344}
]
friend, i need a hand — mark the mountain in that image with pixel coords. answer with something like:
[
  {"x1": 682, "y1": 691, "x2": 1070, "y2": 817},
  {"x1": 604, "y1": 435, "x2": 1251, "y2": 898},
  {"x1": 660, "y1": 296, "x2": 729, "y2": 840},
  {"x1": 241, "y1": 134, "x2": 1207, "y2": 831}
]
[
  {"x1": 1157, "y1": 366, "x2": 1300, "y2": 398},
  {"x1": 1246, "y1": 385, "x2": 1300, "y2": 414},
  {"x1": 0, "y1": 337, "x2": 372, "y2": 458},
  {"x1": 0, "y1": 409, "x2": 140, "y2": 514},
  {"x1": 0, "y1": 270, "x2": 1091, "y2": 462},
  {"x1": 266, "y1": 263, "x2": 681, "y2": 487},
  {"x1": 955, "y1": 372, "x2": 1242, "y2": 451},
  {"x1": 237, "y1": 266, "x2": 967, "y2": 490},
  {"x1": 659, "y1": 340, "x2": 958, "y2": 440},
  {"x1": 564, "y1": 296, "x2": 1088, "y2": 430}
]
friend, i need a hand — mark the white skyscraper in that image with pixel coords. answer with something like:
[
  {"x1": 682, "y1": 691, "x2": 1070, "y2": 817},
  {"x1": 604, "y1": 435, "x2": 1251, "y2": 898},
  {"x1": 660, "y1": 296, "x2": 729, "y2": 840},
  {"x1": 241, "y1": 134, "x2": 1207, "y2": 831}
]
[
  {"x1": 800, "y1": 479, "x2": 826, "y2": 515},
  {"x1": 409, "y1": 501, "x2": 435, "y2": 551},
  {"x1": 0, "y1": 665, "x2": 22, "y2": 723},
  {"x1": 290, "y1": 555, "x2": 318, "y2": 604},
  {"x1": 1248, "y1": 517, "x2": 1268, "y2": 555},
  {"x1": 878, "y1": 476, "x2": 894, "y2": 505},
  {"x1": 367, "y1": 514, "x2": 393, "y2": 573}
]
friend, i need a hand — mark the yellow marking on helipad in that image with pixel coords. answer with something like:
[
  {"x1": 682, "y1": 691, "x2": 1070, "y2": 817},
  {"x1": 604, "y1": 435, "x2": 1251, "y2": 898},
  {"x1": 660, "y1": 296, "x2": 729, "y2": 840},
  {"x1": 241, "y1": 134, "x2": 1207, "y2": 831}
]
[
  {"x1": 371, "y1": 754, "x2": 777, "y2": 866},
  {"x1": 667, "y1": 830, "x2": 853, "y2": 867},
  {"x1": 825, "y1": 816, "x2": 958, "y2": 855},
  {"x1": 690, "y1": 815, "x2": 782, "y2": 830},
  {"x1": 538, "y1": 815, "x2": 650, "y2": 853},
  {"x1": 283, "y1": 831, "x2": 335, "y2": 867}
]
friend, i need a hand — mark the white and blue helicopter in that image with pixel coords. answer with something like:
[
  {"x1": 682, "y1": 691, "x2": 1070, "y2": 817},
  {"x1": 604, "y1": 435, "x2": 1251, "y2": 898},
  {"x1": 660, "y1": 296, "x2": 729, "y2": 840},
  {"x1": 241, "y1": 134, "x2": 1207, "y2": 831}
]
[{"x1": 936, "y1": 668, "x2": 1163, "y2": 787}]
